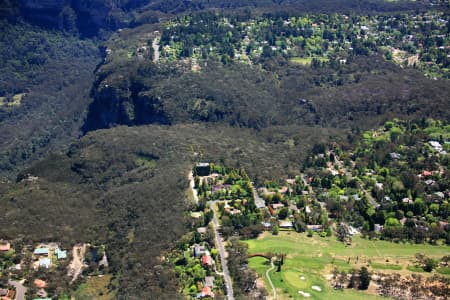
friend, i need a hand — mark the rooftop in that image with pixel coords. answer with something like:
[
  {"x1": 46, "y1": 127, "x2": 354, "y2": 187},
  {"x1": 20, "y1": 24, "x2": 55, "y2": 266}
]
[{"x1": 34, "y1": 247, "x2": 49, "y2": 255}]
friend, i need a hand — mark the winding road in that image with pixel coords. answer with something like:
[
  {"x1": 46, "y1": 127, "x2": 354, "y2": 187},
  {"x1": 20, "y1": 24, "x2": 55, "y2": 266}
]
[
  {"x1": 266, "y1": 259, "x2": 277, "y2": 300},
  {"x1": 210, "y1": 201, "x2": 234, "y2": 300}
]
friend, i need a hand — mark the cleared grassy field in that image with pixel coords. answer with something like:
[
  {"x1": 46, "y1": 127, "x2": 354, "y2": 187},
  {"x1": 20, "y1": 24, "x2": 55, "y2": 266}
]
[
  {"x1": 246, "y1": 231, "x2": 449, "y2": 300},
  {"x1": 290, "y1": 57, "x2": 329, "y2": 65}
]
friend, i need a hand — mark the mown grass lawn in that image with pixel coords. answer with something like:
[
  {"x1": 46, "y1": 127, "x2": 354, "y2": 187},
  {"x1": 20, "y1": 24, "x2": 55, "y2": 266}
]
[
  {"x1": 290, "y1": 57, "x2": 329, "y2": 65},
  {"x1": 245, "y1": 231, "x2": 449, "y2": 300}
]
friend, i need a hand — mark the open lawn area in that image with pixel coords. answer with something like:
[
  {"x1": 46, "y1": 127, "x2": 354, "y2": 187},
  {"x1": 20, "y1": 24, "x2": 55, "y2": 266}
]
[
  {"x1": 290, "y1": 57, "x2": 329, "y2": 65},
  {"x1": 245, "y1": 231, "x2": 449, "y2": 300},
  {"x1": 73, "y1": 274, "x2": 116, "y2": 300}
]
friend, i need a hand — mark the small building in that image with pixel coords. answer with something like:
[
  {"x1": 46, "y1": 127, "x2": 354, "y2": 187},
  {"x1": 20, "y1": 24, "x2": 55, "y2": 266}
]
[
  {"x1": 193, "y1": 244, "x2": 208, "y2": 257},
  {"x1": 34, "y1": 279, "x2": 47, "y2": 289},
  {"x1": 261, "y1": 222, "x2": 272, "y2": 230},
  {"x1": 0, "y1": 289, "x2": 8, "y2": 297},
  {"x1": 39, "y1": 257, "x2": 52, "y2": 268},
  {"x1": 199, "y1": 286, "x2": 214, "y2": 298},
  {"x1": 33, "y1": 247, "x2": 49, "y2": 256},
  {"x1": 390, "y1": 152, "x2": 401, "y2": 160},
  {"x1": 278, "y1": 186, "x2": 288, "y2": 194},
  {"x1": 204, "y1": 276, "x2": 215, "y2": 288},
  {"x1": 0, "y1": 241, "x2": 10, "y2": 252},
  {"x1": 422, "y1": 170, "x2": 433, "y2": 177},
  {"x1": 201, "y1": 255, "x2": 213, "y2": 267},
  {"x1": 305, "y1": 206, "x2": 311, "y2": 214},
  {"x1": 434, "y1": 192, "x2": 445, "y2": 199},
  {"x1": 55, "y1": 248, "x2": 67, "y2": 260},
  {"x1": 286, "y1": 179, "x2": 296, "y2": 185},
  {"x1": 195, "y1": 163, "x2": 210, "y2": 176},
  {"x1": 306, "y1": 225, "x2": 323, "y2": 231},
  {"x1": 425, "y1": 179, "x2": 436, "y2": 186},
  {"x1": 429, "y1": 141, "x2": 442, "y2": 152},
  {"x1": 289, "y1": 204, "x2": 299, "y2": 212},
  {"x1": 279, "y1": 220, "x2": 293, "y2": 228},
  {"x1": 374, "y1": 224, "x2": 383, "y2": 232},
  {"x1": 272, "y1": 203, "x2": 284, "y2": 210},
  {"x1": 402, "y1": 198, "x2": 413, "y2": 204},
  {"x1": 197, "y1": 227, "x2": 207, "y2": 234},
  {"x1": 191, "y1": 212, "x2": 203, "y2": 219}
]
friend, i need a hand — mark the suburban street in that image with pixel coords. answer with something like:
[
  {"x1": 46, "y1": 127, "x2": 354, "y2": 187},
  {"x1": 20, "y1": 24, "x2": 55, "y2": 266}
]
[
  {"x1": 9, "y1": 279, "x2": 26, "y2": 300},
  {"x1": 210, "y1": 201, "x2": 234, "y2": 300},
  {"x1": 333, "y1": 154, "x2": 379, "y2": 208}
]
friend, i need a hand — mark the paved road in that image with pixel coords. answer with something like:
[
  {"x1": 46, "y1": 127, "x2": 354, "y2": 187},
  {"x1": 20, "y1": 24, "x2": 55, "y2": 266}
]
[
  {"x1": 210, "y1": 201, "x2": 234, "y2": 300},
  {"x1": 152, "y1": 37, "x2": 160, "y2": 63},
  {"x1": 9, "y1": 279, "x2": 26, "y2": 300},
  {"x1": 266, "y1": 259, "x2": 277, "y2": 300},
  {"x1": 252, "y1": 185, "x2": 265, "y2": 209}
]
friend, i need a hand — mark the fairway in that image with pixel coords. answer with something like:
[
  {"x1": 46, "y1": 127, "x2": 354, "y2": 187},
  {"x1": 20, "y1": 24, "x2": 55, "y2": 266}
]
[{"x1": 246, "y1": 231, "x2": 449, "y2": 300}]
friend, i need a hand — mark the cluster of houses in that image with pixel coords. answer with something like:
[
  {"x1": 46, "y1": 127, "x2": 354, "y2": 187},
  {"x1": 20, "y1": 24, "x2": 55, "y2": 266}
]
[
  {"x1": 0, "y1": 240, "x2": 15, "y2": 300},
  {"x1": 191, "y1": 243, "x2": 216, "y2": 299},
  {"x1": 32, "y1": 243, "x2": 67, "y2": 269},
  {"x1": 0, "y1": 288, "x2": 14, "y2": 300},
  {"x1": 33, "y1": 278, "x2": 50, "y2": 300},
  {"x1": 0, "y1": 240, "x2": 71, "y2": 300}
]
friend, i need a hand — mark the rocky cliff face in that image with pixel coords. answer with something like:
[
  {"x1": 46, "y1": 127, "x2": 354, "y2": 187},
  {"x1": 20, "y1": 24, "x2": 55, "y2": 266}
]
[
  {"x1": 16, "y1": 0, "x2": 121, "y2": 36},
  {"x1": 83, "y1": 84, "x2": 169, "y2": 132}
]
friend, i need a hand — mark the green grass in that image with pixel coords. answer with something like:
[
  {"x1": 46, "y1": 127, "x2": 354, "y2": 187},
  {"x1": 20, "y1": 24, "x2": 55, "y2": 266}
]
[
  {"x1": 424, "y1": 124, "x2": 450, "y2": 140},
  {"x1": 436, "y1": 267, "x2": 450, "y2": 275},
  {"x1": 73, "y1": 274, "x2": 116, "y2": 300},
  {"x1": 135, "y1": 154, "x2": 157, "y2": 168},
  {"x1": 290, "y1": 57, "x2": 329, "y2": 65},
  {"x1": 406, "y1": 265, "x2": 426, "y2": 273},
  {"x1": 370, "y1": 263, "x2": 402, "y2": 270},
  {"x1": 245, "y1": 232, "x2": 449, "y2": 300}
]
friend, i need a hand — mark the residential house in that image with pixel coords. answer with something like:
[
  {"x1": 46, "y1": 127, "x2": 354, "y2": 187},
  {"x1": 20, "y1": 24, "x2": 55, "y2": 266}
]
[
  {"x1": 374, "y1": 224, "x2": 383, "y2": 232},
  {"x1": 278, "y1": 186, "x2": 288, "y2": 194},
  {"x1": 279, "y1": 220, "x2": 293, "y2": 229},
  {"x1": 201, "y1": 255, "x2": 213, "y2": 267},
  {"x1": 0, "y1": 289, "x2": 8, "y2": 297},
  {"x1": 197, "y1": 227, "x2": 207, "y2": 234},
  {"x1": 33, "y1": 279, "x2": 47, "y2": 289},
  {"x1": 421, "y1": 170, "x2": 433, "y2": 177},
  {"x1": 306, "y1": 225, "x2": 323, "y2": 231},
  {"x1": 199, "y1": 286, "x2": 214, "y2": 298},
  {"x1": 193, "y1": 244, "x2": 209, "y2": 257},
  {"x1": 0, "y1": 241, "x2": 10, "y2": 252},
  {"x1": 55, "y1": 248, "x2": 67, "y2": 260},
  {"x1": 195, "y1": 163, "x2": 210, "y2": 176},
  {"x1": 39, "y1": 257, "x2": 51, "y2": 268},
  {"x1": 429, "y1": 141, "x2": 442, "y2": 152},
  {"x1": 289, "y1": 204, "x2": 299, "y2": 213},
  {"x1": 390, "y1": 152, "x2": 401, "y2": 160},
  {"x1": 402, "y1": 198, "x2": 413, "y2": 204},
  {"x1": 375, "y1": 182, "x2": 384, "y2": 190},
  {"x1": 286, "y1": 179, "x2": 296, "y2": 185},
  {"x1": 261, "y1": 222, "x2": 272, "y2": 230},
  {"x1": 33, "y1": 247, "x2": 49, "y2": 256},
  {"x1": 305, "y1": 206, "x2": 311, "y2": 214},
  {"x1": 272, "y1": 203, "x2": 284, "y2": 210}
]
